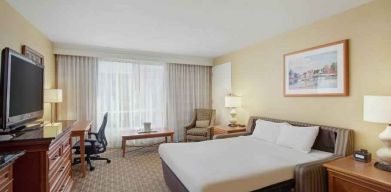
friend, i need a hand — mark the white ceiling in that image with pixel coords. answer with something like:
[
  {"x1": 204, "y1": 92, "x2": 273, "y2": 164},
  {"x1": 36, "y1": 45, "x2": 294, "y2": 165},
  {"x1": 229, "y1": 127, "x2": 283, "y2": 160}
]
[{"x1": 7, "y1": 0, "x2": 371, "y2": 58}]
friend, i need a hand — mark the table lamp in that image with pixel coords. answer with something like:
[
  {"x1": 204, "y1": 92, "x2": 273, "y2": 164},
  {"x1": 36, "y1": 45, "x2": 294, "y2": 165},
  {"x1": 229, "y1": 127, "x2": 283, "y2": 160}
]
[
  {"x1": 225, "y1": 95, "x2": 242, "y2": 127},
  {"x1": 44, "y1": 89, "x2": 63, "y2": 124},
  {"x1": 364, "y1": 95, "x2": 391, "y2": 172}
]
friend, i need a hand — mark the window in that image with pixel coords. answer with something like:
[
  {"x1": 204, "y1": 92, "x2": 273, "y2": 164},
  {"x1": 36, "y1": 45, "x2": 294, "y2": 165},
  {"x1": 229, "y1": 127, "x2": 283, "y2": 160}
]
[{"x1": 97, "y1": 60, "x2": 166, "y2": 146}]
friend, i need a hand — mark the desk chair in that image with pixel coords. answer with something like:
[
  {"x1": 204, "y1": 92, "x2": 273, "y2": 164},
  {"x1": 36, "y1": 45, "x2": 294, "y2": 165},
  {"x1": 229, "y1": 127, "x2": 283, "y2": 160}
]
[{"x1": 73, "y1": 113, "x2": 111, "y2": 171}]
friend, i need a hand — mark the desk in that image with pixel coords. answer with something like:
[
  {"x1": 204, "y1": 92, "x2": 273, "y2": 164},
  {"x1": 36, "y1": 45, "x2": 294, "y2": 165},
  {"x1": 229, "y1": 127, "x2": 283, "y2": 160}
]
[
  {"x1": 71, "y1": 120, "x2": 92, "y2": 177},
  {"x1": 121, "y1": 129, "x2": 174, "y2": 157}
]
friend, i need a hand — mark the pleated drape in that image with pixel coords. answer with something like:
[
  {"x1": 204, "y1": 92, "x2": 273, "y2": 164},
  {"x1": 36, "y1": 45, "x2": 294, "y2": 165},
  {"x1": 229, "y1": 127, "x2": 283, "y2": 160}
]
[
  {"x1": 56, "y1": 55, "x2": 98, "y2": 128},
  {"x1": 166, "y1": 63, "x2": 212, "y2": 141}
]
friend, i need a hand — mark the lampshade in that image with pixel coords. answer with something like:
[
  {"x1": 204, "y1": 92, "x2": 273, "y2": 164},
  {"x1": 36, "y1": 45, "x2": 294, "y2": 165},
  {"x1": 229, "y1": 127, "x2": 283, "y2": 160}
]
[
  {"x1": 225, "y1": 96, "x2": 242, "y2": 108},
  {"x1": 44, "y1": 89, "x2": 63, "y2": 103},
  {"x1": 364, "y1": 95, "x2": 391, "y2": 124}
]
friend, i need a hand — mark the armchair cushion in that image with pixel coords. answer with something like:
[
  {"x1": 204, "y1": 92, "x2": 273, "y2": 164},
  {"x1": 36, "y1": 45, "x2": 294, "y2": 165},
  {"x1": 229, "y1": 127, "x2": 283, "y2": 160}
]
[
  {"x1": 196, "y1": 120, "x2": 210, "y2": 128},
  {"x1": 187, "y1": 127, "x2": 209, "y2": 136}
]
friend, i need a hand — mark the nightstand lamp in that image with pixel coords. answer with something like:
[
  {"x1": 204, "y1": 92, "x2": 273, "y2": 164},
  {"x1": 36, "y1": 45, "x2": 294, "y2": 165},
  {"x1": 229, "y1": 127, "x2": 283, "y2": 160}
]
[
  {"x1": 44, "y1": 89, "x2": 63, "y2": 125},
  {"x1": 364, "y1": 95, "x2": 391, "y2": 172},
  {"x1": 225, "y1": 95, "x2": 242, "y2": 127}
]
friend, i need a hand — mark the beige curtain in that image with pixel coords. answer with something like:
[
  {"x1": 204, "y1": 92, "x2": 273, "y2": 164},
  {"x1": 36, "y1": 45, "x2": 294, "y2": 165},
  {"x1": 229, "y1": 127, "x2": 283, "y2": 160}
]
[
  {"x1": 56, "y1": 55, "x2": 98, "y2": 129},
  {"x1": 166, "y1": 63, "x2": 212, "y2": 141}
]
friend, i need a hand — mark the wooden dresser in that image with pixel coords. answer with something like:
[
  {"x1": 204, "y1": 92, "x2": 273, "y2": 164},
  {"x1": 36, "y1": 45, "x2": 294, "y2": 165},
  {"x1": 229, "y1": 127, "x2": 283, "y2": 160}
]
[
  {"x1": 0, "y1": 120, "x2": 75, "y2": 192},
  {"x1": 324, "y1": 156, "x2": 391, "y2": 192},
  {"x1": 0, "y1": 151, "x2": 24, "y2": 192}
]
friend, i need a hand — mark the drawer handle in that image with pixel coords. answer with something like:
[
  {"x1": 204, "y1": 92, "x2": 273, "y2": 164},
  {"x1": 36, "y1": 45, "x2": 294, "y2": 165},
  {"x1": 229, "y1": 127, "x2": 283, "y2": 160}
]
[
  {"x1": 59, "y1": 184, "x2": 65, "y2": 192},
  {"x1": 58, "y1": 166, "x2": 65, "y2": 173},
  {"x1": 51, "y1": 155, "x2": 59, "y2": 161}
]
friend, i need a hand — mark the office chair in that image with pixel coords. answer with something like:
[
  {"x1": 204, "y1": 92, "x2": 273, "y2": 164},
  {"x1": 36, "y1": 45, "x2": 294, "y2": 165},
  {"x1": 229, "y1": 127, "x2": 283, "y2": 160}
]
[{"x1": 73, "y1": 112, "x2": 111, "y2": 171}]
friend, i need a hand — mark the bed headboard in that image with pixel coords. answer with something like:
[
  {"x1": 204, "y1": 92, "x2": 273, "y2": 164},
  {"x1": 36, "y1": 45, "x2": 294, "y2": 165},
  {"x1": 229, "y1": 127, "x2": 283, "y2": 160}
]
[{"x1": 247, "y1": 116, "x2": 354, "y2": 157}]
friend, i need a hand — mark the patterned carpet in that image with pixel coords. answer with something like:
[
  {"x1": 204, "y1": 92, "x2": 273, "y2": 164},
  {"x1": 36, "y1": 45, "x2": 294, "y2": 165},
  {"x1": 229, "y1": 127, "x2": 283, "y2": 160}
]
[{"x1": 72, "y1": 146, "x2": 170, "y2": 192}]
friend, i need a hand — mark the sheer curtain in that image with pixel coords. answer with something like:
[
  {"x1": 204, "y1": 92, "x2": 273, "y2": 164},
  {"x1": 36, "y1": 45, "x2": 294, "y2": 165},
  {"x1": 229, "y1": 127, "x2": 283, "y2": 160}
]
[
  {"x1": 166, "y1": 63, "x2": 212, "y2": 142},
  {"x1": 97, "y1": 60, "x2": 166, "y2": 147},
  {"x1": 56, "y1": 55, "x2": 98, "y2": 128}
]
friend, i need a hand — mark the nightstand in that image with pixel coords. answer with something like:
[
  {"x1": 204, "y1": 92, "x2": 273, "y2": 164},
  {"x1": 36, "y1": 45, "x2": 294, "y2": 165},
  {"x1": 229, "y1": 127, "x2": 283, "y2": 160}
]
[
  {"x1": 323, "y1": 156, "x2": 391, "y2": 192},
  {"x1": 213, "y1": 125, "x2": 246, "y2": 136}
]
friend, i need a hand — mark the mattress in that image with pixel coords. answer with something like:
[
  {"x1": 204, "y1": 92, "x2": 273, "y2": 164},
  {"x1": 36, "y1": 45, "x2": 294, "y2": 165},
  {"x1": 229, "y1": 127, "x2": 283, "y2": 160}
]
[{"x1": 158, "y1": 136, "x2": 333, "y2": 192}]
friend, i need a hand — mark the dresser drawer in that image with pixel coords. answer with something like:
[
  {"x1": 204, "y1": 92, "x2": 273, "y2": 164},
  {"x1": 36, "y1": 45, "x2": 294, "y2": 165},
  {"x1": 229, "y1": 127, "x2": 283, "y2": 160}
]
[
  {"x1": 0, "y1": 179, "x2": 12, "y2": 192},
  {"x1": 49, "y1": 134, "x2": 71, "y2": 175},
  {"x1": 61, "y1": 136, "x2": 71, "y2": 152},
  {"x1": 0, "y1": 164, "x2": 12, "y2": 189},
  {"x1": 328, "y1": 170, "x2": 391, "y2": 192},
  {"x1": 48, "y1": 144, "x2": 62, "y2": 171},
  {"x1": 53, "y1": 163, "x2": 72, "y2": 192},
  {"x1": 49, "y1": 157, "x2": 71, "y2": 192},
  {"x1": 49, "y1": 147, "x2": 71, "y2": 191}
]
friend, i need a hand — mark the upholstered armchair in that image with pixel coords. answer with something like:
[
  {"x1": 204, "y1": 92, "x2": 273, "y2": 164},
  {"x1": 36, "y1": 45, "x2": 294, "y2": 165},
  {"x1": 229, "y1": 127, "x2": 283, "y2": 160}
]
[{"x1": 184, "y1": 109, "x2": 216, "y2": 142}]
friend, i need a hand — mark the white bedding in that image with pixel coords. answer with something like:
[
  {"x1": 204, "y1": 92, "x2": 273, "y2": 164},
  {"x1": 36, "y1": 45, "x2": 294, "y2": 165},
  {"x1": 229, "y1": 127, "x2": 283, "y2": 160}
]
[{"x1": 159, "y1": 136, "x2": 333, "y2": 192}]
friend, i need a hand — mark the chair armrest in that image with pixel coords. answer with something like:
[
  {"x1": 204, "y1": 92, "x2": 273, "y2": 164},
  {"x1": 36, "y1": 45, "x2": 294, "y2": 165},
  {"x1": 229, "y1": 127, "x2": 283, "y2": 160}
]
[
  {"x1": 184, "y1": 124, "x2": 195, "y2": 130},
  {"x1": 88, "y1": 132, "x2": 98, "y2": 139},
  {"x1": 85, "y1": 139, "x2": 97, "y2": 144},
  {"x1": 213, "y1": 132, "x2": 251, "y2": 139},
  {"x1": 294, "y1": 155, "x2": 341, "y2": 192}
]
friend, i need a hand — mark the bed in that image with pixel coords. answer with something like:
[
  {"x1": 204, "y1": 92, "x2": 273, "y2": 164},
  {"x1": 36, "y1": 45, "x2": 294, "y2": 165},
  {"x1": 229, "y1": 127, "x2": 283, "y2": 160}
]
[{"x1": 159, "y1": 117, "x2": 354, "y2": 192}]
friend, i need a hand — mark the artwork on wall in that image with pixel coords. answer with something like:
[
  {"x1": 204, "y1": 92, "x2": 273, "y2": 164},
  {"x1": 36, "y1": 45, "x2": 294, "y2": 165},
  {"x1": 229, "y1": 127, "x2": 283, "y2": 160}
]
[
  {"x1": 284, "y1": 40, "x2": 349, "y2": 96},
  {"x1": 21, "y1": 45, "x2": 44, "y2": 65}
]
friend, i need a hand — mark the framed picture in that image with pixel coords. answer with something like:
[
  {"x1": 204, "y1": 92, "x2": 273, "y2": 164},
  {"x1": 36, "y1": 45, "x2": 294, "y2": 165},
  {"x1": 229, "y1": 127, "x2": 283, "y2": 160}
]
[
  {"x1": 21, "y1": 45, "x2": 44, "y2": 65},
  {"x1": 284, "y1": 40, "x2": 349, "y2": 97}
]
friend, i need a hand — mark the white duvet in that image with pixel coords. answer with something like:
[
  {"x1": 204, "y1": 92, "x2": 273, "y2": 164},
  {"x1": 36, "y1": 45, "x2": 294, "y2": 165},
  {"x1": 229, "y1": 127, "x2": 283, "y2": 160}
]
[{"x1": 159, "y1": 136, "x2": 333, "y2": 192}]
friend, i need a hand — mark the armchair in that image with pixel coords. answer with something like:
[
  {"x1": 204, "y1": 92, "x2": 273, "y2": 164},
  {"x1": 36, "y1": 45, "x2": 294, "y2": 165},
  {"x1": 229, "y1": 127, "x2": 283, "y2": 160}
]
[{"x1": 184, "y1": 109, "x2": 216, "y2": 142}]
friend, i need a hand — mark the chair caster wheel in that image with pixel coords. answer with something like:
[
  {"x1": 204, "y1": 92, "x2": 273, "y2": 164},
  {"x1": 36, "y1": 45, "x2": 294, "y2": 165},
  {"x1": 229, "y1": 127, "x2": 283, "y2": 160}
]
[
  {"x1": 107, "y1": 160, "x2": 111, "y2": 163},
  {"x1": 90, "y1": 167, "x2": 95, "y2": 171}
]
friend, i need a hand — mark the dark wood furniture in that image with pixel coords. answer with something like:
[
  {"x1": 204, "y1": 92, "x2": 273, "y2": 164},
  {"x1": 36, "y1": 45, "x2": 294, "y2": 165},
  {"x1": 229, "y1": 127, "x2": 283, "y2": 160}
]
[
  {"x1": 121, "y1": 129, "x2": 174, "y2": 157},
  {"x1": 0, "y1": 121, "x2": 75, "y2": 192},
  {"x1": 324, "y1": 156, "x2": 391, "y2": 192},
  {"x1": 0, "y1": 151, "x2": 24, "y2": 192},
  {"x1": 70, "y1": 120, "x2": 92, "y2": 177},
  {"x1": 213, "y1": 125, "x2": 246, "y2": 136}
]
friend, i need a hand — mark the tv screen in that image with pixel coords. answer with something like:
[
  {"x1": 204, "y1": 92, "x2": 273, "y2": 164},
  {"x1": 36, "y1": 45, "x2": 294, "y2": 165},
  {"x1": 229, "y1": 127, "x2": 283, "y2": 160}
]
[
  {"x1": 1, "y1": 48, "x2": 44, "y2": 130},
  {"x1": 9, "y1": 55, "x2": 44, "y2": 117}
]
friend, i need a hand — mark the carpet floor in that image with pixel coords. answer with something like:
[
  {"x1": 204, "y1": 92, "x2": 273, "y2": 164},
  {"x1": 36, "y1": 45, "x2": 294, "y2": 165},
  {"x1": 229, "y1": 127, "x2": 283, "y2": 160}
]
[{"x1": 72, "y1": 146, "x2": 170, "y2": 192}]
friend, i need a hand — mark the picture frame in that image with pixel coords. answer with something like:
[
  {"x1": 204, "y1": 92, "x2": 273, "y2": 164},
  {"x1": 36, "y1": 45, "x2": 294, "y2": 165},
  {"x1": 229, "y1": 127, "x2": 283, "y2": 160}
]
[
  {"x1": 284, "y1": 40, "x2": 349, "y2": 97},
  {"x1": 21, "y1": 45, "x2": 44, "y2": 65}
]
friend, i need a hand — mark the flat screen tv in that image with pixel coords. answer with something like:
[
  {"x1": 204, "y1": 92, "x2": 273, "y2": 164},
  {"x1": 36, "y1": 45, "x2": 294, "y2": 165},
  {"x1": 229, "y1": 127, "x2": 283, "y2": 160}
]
[{"x1": 1, "y1": 48, "x2": 44, "y2": 131}]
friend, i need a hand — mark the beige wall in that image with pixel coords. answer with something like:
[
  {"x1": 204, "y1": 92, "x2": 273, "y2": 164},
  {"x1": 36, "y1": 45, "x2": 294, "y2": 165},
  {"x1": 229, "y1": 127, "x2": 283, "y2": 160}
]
[
  {"x1": 214, "y1": 0, "x2": 391, "y2": 153},
  {"x1": 0, "y1": 0, "x2": 55, "y2": 120}
]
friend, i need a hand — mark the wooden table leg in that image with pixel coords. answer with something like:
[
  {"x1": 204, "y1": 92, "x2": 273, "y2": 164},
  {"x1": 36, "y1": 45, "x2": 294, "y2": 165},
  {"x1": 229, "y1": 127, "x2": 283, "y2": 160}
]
[
  {"x1": 80, "y1": 133, "x2": 86, "y2": 177},
  {"x1": 122, "y1": 139, "x2": 126, "y2": 158},
  {"x1": 165, "y1": 136, "x2": 168, "y2": 143},
  {"x1": 170, "y1": 134, "x2": 174, "y2": 143}
]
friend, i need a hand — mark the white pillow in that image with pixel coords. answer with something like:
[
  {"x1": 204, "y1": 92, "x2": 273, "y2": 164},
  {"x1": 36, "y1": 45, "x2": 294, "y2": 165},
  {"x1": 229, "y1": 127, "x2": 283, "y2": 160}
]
[
  {"x1": 252, "y1": 120, "x2": 288, "y2": 143},
  {"x1": 276, "y1": 124, "x2": 319, "y2": 153}
]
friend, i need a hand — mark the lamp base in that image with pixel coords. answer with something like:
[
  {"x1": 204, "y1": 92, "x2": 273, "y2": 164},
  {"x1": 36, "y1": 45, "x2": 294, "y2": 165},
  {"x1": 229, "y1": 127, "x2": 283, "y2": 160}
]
[{"x1": 374, "y1": 161, "x2": 391, "y2": 172}]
